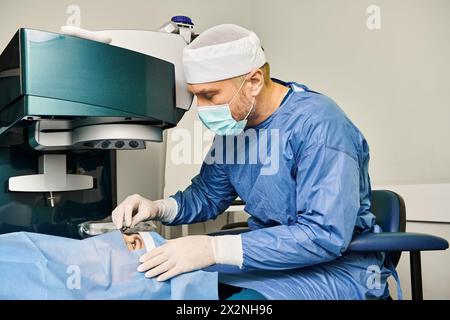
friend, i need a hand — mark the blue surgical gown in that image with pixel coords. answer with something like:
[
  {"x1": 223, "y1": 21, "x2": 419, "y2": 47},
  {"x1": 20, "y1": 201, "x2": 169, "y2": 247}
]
[
  {"x1": 168, "y1": 80, "x2": 393, "y2": 299},
  {"x1": 0, "y1": 231, "x2": 218, "y2": 299}
]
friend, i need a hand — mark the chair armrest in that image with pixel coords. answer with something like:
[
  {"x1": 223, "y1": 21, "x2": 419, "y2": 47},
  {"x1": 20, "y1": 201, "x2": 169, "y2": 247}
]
[
  {"x1": 208, "y1": 227, "x2": 250, "y2": 237},
  {"x1": 347, "y1": 232, "x2": 449, "y2": 252},
  {"x1": 221, "y1": 222, "x2": 248, "y2": 230}
]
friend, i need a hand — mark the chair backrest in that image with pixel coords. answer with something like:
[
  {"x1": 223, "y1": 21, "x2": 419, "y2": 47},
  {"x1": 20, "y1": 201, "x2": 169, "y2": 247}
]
[
  {"x1": 370, "y1": 190, "x2": 406, "y2": 233},
  {"x1": 370, "y1": 190, "x2": 407, "y2": 266}
]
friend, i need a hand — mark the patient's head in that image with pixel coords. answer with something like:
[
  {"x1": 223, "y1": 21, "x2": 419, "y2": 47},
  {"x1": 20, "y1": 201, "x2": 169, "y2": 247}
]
[{"x1": 122, "y1": 233, "x2": 144, "y2": 251}]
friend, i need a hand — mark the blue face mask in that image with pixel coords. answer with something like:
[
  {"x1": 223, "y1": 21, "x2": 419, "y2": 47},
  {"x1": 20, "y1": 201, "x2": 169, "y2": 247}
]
[{"x1": 197, "y1": 78, "x2": 255, "y2": 136}]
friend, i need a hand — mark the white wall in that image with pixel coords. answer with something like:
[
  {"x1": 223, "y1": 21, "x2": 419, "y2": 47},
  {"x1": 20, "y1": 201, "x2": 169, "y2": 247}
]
[{"x1": 1, "y1": 0, "x2": 448, "y2": 299}]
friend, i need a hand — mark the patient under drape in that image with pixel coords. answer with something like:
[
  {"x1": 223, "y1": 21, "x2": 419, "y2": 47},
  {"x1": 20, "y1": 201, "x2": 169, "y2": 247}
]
[{"x1": 0, "y1": 230, "x2": 218, "y2": 299}]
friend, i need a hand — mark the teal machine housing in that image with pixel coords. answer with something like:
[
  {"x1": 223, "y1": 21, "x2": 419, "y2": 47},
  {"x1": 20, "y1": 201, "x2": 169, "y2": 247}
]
[{"x1": 0, "y1": 28, "x2": 186, "y2": 238}]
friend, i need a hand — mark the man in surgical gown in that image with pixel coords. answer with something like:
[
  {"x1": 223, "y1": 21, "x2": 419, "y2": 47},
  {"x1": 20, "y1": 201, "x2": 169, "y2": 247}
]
[{"x1": 112, "y1": 24, "x2": 394, "y2": 299}]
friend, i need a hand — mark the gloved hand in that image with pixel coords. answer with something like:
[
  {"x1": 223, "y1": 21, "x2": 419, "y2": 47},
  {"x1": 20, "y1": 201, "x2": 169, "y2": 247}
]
[
  {"x1": 111, "y1": 194, "x2": 177, "y2": 229},
  {"x1": 137, "y1": 235, "x2": 217, "y2": 281}
]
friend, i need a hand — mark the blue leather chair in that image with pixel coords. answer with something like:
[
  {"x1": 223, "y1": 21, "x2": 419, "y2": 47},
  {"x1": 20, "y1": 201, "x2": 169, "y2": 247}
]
[{"x1": 211, "y1": 190, "x2": 449, "y2": 300}]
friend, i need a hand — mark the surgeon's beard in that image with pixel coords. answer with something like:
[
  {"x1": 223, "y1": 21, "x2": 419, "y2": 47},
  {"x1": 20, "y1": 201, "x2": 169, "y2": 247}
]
[{"x1": 232, "y1": 91, "x2": 256, "y2": 122}]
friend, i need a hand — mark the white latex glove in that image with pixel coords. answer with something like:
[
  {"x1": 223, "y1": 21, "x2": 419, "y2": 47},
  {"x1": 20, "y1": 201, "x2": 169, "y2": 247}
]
[
  {"x1": 111, "y1": 194, "x2": 177, "y2": 229},
  {"x1": 137, "y1": 235, "x2": 217, "y2": 281}
]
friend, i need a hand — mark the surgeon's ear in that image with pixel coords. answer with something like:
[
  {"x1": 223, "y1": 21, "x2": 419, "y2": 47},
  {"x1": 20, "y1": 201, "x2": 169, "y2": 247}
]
[{"x1": 247, "y1": 68, "x2": 264, "y2": 97}]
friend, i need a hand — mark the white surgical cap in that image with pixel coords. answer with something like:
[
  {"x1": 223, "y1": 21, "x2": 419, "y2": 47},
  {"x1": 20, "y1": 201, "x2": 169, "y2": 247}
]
[{"x1": 182, "y1": 24, "x2": 266, "y2": 84}]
